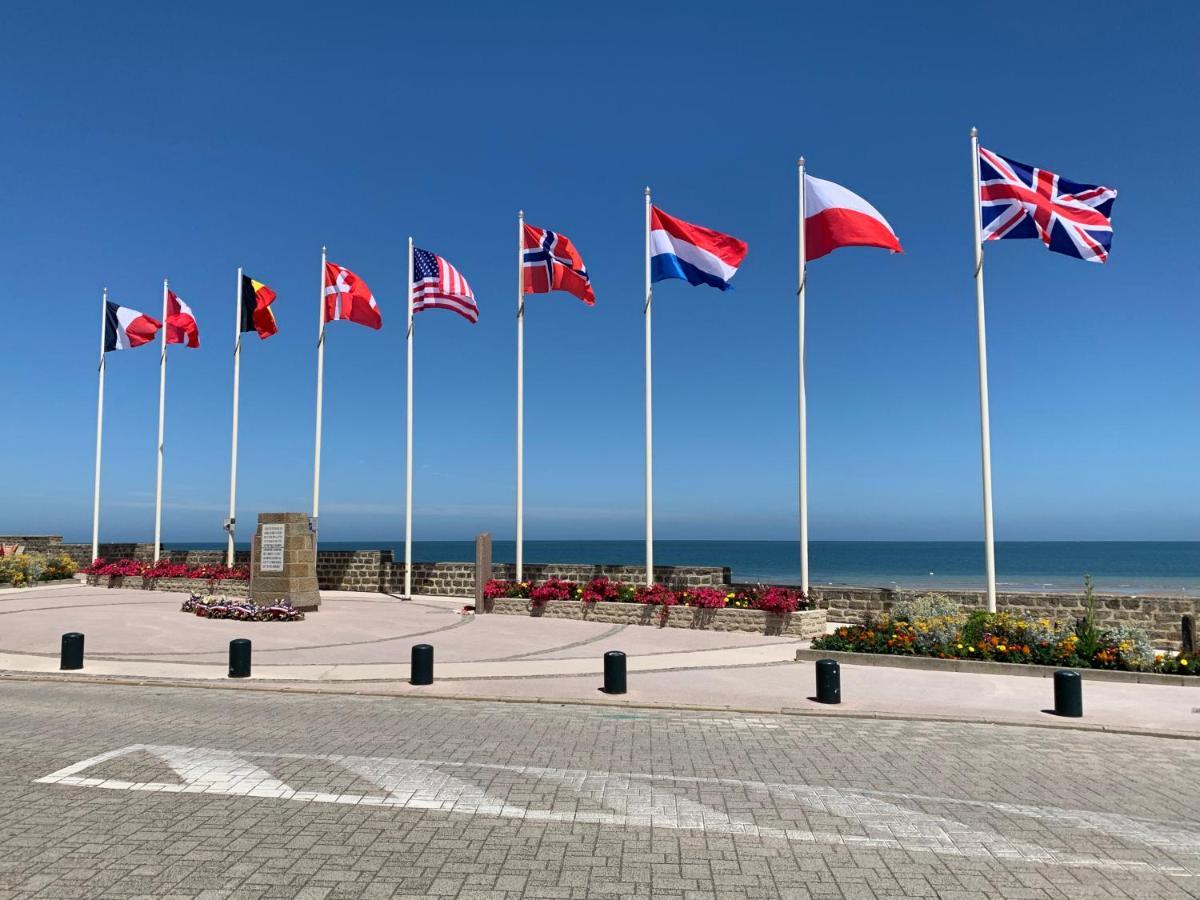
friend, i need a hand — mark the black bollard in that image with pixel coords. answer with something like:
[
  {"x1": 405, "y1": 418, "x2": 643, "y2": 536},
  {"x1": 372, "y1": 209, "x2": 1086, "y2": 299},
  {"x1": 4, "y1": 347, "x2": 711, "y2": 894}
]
[
  {"x1": 60, "y1": 633, "x2": 84, "y2": 670},
  {"x1": 411, "y1": 643, "x2": 434, "y2": 685},
  {"x1": 815, "y1": 659, "x2": 841, "y2": 704},
  {"x1": 603, "y1": 650, "x2": 627, "y2": 694},
  {"x1": 1053, "y1": 669, "x2": 1082, "y2": 717},
  {"x1": 228, "y1": 639, "x2": 251, "y2": 678}
]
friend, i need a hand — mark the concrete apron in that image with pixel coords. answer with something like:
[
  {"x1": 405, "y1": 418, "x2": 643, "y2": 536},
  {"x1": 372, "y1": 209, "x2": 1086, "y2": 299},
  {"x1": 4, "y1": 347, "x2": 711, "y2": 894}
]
[{"x1": 0, "y1": 641, "x2": 800, "y2": 682}]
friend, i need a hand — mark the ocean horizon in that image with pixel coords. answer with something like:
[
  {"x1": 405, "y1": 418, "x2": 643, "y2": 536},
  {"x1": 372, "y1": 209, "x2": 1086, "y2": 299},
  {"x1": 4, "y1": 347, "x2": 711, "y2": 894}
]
[{"x1": 158, "y1": 539, "x2": 1200, "y2": 596}]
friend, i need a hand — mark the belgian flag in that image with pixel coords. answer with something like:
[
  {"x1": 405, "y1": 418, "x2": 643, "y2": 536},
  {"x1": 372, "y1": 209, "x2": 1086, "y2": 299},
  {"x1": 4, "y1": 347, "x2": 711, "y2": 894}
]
[{"x1": 240, "y1": 275, "x2": 278, "y2": 339}]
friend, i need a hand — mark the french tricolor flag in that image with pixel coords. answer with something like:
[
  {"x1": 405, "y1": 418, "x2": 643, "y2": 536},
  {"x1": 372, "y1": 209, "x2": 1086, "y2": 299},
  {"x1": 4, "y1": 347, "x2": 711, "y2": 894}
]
[
  {"x1": 650, "y1": 206, "x2": 748, "y2": 292},
  {"x1": 103, "y1": 301, "x2": 161, "y2": 352}
]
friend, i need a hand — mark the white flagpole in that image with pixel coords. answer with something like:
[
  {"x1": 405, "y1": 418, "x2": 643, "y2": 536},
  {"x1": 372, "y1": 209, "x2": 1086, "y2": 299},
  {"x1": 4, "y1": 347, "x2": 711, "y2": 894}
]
[
  {"x1": 226, "y1": 268, "x2": 244, "y2": 566},
  {"x1": 970, "y1": 126, "x2": 998, "y2": 613},
  {"x1": 312, "y1": 247, "x2": 327, "y2": 542},
  {"x1": 797, "y1": 158, "x2": 810, "y2": 596},
  {"x1": 644, "y1": 186, "x2": 654, "y2": 586},
  {"x1": 516, "y1": 210, "x2": 525, "y2": 582},
  {"x1": 404, "y1": 236, "x2": 415, "y2": 597},
  {"x1": 91, "y1": 287, "x2": 107, "y2": 563},
  {"x1": 153, "y1": 278, "x2": 168, "y2": 563}
]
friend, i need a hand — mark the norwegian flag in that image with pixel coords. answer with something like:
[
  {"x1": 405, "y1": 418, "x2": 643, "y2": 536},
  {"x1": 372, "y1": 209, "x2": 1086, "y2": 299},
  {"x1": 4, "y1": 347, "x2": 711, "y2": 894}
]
[
  {"x1": 323, "y1": 261, "x2": 382, "y2": 329},
  {"x1": 979, "y1": 147, "x2": 1117, "y2": 264},
  {"x1": 412, "y1": 247, "x2": 478, "y2": 324},
  {"x1": 522, "y1": 224, "x2": 595, "y2": 305}
]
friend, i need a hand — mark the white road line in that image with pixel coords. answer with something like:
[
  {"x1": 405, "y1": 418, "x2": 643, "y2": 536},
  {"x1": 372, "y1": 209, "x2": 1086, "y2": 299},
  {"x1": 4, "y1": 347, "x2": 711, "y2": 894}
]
[{"x1": 33, "y1": 744, "x2": 1200, "y2": 876}]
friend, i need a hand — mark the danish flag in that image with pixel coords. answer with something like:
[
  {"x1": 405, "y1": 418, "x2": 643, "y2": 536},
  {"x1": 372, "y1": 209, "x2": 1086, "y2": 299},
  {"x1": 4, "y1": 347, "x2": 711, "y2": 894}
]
[
  {"x1": 323, "y1": 262, "x2": 382, "y2": 329},
  {"x1": 164, "y1": 290, "x2": 200, "y2": 348},
  {"x1": 979, "y1": 147, "x2": 1117, "y2": 264}
]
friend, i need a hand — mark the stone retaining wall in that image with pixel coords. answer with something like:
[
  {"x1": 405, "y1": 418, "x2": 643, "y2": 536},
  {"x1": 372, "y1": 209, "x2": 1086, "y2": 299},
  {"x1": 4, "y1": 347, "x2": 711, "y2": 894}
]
[
  {"x1": 384, "y1": 562, "x2": 731, "y2": 598},
  {"x1": 84, "y1": 574, "x2": 249, "y2": 598},
  {"x1": 807, "y1": 585, "x2": 1199, "y2": 649},
  {"x1": 21, "y1": 534, "x2": 1195, "y2": 647},
  {"x1": 489, "y1": 597, "x2": 826, "y2": 638}
]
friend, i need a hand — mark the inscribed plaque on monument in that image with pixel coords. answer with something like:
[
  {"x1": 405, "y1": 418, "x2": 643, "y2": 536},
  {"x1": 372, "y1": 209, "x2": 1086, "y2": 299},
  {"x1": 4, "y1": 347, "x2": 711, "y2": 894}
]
[{"x1": 259, "y1": 524, "x2": 285, "y2": 572}]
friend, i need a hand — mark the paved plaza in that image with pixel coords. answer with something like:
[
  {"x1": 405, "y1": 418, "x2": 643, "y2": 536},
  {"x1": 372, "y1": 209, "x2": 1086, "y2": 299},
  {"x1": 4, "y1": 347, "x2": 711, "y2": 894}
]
[
  {"x1": 3, "y1": 681, "x2": 1200, "y2": 898},
  {"x1": 3, "y1": 585, "x2": 1200, "y2": 735}
]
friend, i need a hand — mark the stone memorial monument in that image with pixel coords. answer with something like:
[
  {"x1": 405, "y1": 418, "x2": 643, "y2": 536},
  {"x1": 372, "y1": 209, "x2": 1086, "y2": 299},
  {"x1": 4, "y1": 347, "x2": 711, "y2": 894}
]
[{"x1": 250, "y1": 512, "x2": 320, "y2": 611}]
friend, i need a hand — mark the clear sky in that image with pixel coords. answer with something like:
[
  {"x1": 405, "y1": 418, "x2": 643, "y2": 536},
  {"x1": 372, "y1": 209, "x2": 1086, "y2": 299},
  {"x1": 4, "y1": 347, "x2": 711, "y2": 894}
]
[{"x1": 2, "y1": 1, "x2": 1197, "y2": 543}]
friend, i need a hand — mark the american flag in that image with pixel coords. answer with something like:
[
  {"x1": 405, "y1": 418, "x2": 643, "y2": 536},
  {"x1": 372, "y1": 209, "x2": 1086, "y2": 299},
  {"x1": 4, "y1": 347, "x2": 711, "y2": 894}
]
[
  {"x1": 412, "y1": 247, "x2": 478, "y2": 323},
  {"x1": 979, "y1": 147, "x2": 1117, "y2": 264}
]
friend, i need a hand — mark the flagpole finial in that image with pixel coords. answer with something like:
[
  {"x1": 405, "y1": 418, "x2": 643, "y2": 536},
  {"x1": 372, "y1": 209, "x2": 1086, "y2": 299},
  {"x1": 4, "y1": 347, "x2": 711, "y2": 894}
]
[
  {"x1": 321, "y1": 245, "x2": 327, "y2": 255},
  {"x1": 970, "y1": 126, "x2": 978, "y2": 138},
  {"x1": 644, "y1": 185, "x2": 651, "y2": 197},
  {"x1": 798, "y1": 156, "x2": 805, "y2": 167},
  {"x1": 518, "y1": 209, "x2": 524, "y2": 218}
]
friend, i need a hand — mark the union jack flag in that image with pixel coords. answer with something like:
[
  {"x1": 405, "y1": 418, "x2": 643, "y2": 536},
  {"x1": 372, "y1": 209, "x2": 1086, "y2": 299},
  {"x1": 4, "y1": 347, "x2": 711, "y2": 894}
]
[
  {"x1": 412, "y1": 247, "x2": 478, "y2": 324},
  {"x1": 522, "y1": 224, "x2": 595, "y2": 305},
  {"x1": 979, "y1": 147, "x2": 1117, "y2": 264}
]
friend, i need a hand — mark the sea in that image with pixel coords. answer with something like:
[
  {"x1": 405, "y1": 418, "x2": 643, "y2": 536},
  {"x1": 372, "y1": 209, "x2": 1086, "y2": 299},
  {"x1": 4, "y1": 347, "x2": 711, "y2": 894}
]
[{"x1": 166, "y1": 540, "x2": 1200, "y2": 596}]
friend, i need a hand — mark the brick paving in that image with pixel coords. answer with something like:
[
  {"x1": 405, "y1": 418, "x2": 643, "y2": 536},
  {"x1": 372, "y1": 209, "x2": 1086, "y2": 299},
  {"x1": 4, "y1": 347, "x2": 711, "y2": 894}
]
[{"x1": 2, "y1": 683, "x2": 1200, "y2": 898}]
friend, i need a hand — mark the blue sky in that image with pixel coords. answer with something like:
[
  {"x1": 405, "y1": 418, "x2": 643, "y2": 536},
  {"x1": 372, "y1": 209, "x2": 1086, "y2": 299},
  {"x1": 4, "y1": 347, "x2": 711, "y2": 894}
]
[{"x1": 3, "y1": 1, "x2": 1197, "y2": 543}]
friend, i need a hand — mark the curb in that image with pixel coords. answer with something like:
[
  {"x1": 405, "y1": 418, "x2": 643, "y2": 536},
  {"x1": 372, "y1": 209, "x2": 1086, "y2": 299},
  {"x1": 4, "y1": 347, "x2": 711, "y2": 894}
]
[
  {"x1": 795, "y1": 648, "x2": 1200, "y2": 687},
  {"x1": 4, "y1": 670, "x2": 1199, "y2": 743}
]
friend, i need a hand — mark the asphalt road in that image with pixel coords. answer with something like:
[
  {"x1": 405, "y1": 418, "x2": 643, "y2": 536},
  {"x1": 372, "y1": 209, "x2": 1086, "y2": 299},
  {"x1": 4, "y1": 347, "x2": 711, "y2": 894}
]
[{"x1": 2, "y1": 680, "x2": 1199, "y2": 899}]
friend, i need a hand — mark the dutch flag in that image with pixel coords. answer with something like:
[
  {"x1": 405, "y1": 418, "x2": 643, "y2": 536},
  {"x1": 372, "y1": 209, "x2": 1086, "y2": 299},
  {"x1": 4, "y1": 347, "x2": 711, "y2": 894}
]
[{"x1": 650, "y1": 205, "x2": 748, "y2": 292}]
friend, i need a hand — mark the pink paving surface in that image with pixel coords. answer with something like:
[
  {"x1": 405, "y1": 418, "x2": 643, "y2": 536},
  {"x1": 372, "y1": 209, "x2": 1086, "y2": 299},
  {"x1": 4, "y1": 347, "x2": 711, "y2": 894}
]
[
  {"x1": 0, "y1": 586, "x2": 800, "y2": 665},
  {"x1": 4, "y1": 584, "x2": 1198, "y2": 736}
]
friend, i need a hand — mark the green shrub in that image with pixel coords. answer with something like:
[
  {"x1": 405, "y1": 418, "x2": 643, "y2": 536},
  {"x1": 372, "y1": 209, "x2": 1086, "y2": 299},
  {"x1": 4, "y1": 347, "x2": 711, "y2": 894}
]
[{"x1": 960, "y1": 609, "x2": 992, "y2": 647}]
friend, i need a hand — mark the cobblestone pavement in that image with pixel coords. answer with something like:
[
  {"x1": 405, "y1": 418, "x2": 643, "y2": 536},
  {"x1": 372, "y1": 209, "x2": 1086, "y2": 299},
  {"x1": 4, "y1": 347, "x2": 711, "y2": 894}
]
[{"x1": 2, "y1": 682, "x2": 1200, "y2": 899}]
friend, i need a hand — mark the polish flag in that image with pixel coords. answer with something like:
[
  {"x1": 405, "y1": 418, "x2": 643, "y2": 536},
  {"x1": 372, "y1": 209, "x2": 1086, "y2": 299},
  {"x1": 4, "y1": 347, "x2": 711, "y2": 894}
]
[
  {"x1": 804, "y1": 175, "x2": 902, "y2": 262},
  {"x1": 103, "y1": 301, "x2": 162, "y2": 352},
  {"x1": 165, "y1": 290, "x2": 200, "y2": 348}
]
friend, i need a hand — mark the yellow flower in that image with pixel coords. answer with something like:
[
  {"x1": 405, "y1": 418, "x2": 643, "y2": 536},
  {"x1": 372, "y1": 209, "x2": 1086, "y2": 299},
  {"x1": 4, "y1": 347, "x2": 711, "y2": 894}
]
[
  {"x1": 956, "y1": 643, "x2": 964, "y2": 650},
  {"x1": 1182, "y1": 659, "x2": 1189, "y2": 667},
  {"x1": 998, "y1": 645, "x2": 1007, "y2": 652},
  {"x1": 968, "y1": 646, "x2": 975, "y2": 653}
]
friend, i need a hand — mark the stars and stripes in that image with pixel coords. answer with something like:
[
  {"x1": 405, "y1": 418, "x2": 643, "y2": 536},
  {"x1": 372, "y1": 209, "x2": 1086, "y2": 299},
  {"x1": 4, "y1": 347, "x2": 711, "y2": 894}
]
[
  {"x1": 979, "y1": 147, "x2": 1117, "y2": 264},
  {"x1": 412, "y1": 247, "x2": 479, "y2": 323}
]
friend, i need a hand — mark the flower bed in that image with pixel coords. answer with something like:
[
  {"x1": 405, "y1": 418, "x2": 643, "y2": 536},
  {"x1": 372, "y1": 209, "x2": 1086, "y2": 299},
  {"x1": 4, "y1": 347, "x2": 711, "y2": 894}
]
[
  {"x1": 812, "y1": 586, "x2": 1196, "y2": 676},
  {"x1": 82, "y1": 558, "x2": 250, "y2": 582},
  {"x1": 0, "y1": 552, "x2": 77, "y2": 587},
  {"x1": 180, "y1": 594, "x2": 304, "y2": 622},
  {"x1": 483, "y1": 578, "x2": 821, "y2": 636},
  {"x1": 82, "y1": 559, "x2": 250, "y2": 594}
]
